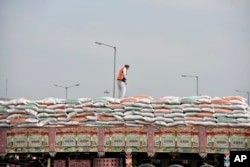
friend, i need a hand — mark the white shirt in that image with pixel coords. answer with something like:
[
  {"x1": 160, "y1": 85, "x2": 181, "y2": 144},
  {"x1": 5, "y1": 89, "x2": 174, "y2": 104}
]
[{"x1": 123, "y1": 67, "x2": 127, "y2": 79}]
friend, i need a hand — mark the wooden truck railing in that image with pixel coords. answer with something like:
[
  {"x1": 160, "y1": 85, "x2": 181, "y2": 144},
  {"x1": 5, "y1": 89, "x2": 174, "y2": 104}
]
[{"x1": 0, "y1": 125, "x2": 250, "y2": 158}]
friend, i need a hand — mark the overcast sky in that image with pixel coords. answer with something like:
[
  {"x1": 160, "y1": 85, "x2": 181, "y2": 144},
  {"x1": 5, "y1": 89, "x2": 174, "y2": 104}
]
[{"x1": 0, "y1": 0, "x2": 250, "y2": 100}]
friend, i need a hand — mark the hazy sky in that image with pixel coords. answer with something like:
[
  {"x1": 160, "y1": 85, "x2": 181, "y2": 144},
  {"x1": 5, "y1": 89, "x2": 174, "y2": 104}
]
[{"x1": 0, "y1": 0, "x2": 250, "y2": 100}]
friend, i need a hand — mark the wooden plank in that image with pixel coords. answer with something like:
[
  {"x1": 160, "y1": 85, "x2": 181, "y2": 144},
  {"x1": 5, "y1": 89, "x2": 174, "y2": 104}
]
[
  {"x1": 0, "y1": 128, "x2": 7, "y2": 153},
  {"x1": 98, "y1": 127, "x2": 105, "y2": 152},
  {"x1": 147, "y1": 126, "x2": 154, "y2": 152},
  {"x1": 48, "y1": 127, "x2": 56, "y2": 153},
  {"x1": 198, "y1": 126, "x2": 206, "y2": 153}
]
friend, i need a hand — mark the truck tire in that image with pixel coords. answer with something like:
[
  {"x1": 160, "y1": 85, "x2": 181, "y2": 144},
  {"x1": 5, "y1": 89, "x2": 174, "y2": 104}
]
[
  {"x1": 168, "y1": 165, "x2": 184, "y2": 167},
  {"x1": 200, "y1": 164, "x2": 214, "y2": 167}
]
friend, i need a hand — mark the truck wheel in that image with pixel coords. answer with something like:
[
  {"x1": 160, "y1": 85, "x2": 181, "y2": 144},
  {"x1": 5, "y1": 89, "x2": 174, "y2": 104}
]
[
  {"x1": 168, "y1": 165, "x2": 184, "y2": 167},
  {"x1": 138, "y1": 164, "x2": 156, "y2": 167}
]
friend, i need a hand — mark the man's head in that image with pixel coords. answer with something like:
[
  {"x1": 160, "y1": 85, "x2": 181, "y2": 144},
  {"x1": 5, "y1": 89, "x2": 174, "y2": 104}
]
[{"x1": 125, "y1": 64, "x2": 130, "y2": 69}]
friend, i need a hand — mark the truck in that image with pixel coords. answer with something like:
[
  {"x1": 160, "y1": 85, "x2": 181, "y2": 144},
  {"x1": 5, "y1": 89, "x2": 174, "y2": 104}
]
[{"x1": 0, "y1": 95, "x2": 249, "y2": 167}]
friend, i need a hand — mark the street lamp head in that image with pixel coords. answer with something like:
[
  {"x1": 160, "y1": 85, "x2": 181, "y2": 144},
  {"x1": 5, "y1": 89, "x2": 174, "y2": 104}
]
[
  {"x1": 182, "y1": 75, "x2": 198, "y2": 78},
  {"x1": 104, "y1": 89, "x2": 110, "y2": 94},
  {"x1": 95, "y1": 41, "x2": 102, "y2": 45},
  {"x1": 235, "y1": 90, "x2": 249, "y2": 93},
  {"x1": 75, "y1": 84, "x2": 80, "y2": 86}
]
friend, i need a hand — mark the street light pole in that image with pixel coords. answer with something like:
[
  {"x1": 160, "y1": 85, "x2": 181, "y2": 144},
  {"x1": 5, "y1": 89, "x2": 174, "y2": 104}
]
[
  {"x1": 5, "y1": 79, "x2": 8, "y2": 98},
  {"x1": 95, "y1": 41, "x2": 116, "y2": 98},
  {"x1": 235, "y1": 90, "x2": 249, "y2": 105},
  {"x1": 54, "y1": 84, "x2": 80, "y2": 99},
  {"x1": 181, "y1": 75, "x2": 199, "y2": 96}
]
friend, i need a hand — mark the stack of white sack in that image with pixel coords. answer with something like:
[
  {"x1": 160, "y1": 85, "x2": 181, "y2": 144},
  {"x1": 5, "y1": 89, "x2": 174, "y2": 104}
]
[{"x1": 0, "y1": 95, "x2": 249, "y2": 127}]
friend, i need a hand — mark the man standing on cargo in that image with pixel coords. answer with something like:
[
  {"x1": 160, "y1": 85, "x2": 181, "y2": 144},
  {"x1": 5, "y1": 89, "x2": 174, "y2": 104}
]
[{"x1": 117, "y1": 64, "x2": 130, "y2": 98}]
